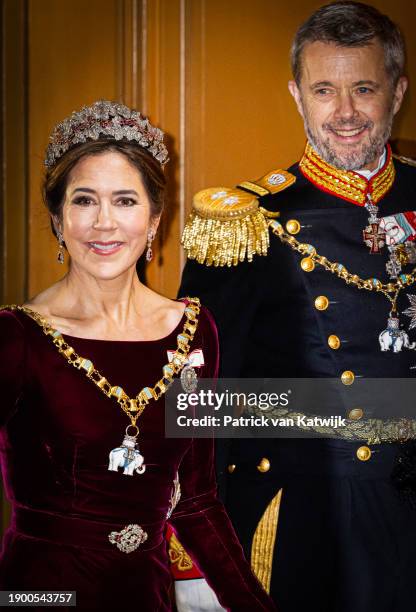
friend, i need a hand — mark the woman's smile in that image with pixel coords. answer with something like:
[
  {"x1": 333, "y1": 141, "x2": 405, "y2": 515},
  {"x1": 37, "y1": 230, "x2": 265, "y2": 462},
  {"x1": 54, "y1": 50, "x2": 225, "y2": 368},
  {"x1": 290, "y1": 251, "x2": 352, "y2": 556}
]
[{"x1": 87, "y1": 240, "x2": 125, "y2": 256}]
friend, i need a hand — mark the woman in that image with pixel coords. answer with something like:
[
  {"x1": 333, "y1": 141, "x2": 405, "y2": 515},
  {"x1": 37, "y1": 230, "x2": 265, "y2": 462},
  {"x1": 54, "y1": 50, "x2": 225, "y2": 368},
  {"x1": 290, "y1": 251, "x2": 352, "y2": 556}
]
[{"x1": 0, "y1": 101, "x2": 275, "y2": 611}]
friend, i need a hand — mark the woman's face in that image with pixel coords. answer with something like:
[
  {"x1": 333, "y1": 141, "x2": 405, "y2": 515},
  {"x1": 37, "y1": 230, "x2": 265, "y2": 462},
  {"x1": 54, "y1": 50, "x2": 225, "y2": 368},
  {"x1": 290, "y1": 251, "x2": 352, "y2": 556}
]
[{"x1": 57, "y1": 151, "x2": 158, "y2": 281}]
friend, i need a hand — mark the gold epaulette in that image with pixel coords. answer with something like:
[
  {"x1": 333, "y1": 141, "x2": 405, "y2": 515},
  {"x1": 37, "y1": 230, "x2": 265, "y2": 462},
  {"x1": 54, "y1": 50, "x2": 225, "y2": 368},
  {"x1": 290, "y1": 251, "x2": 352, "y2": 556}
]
[
  {"x1": 181, "y1": 170, "x2": 296, "y2": 267},
  {"x1": 393, "y1": 154, "x2": 416, "y2": 168}
]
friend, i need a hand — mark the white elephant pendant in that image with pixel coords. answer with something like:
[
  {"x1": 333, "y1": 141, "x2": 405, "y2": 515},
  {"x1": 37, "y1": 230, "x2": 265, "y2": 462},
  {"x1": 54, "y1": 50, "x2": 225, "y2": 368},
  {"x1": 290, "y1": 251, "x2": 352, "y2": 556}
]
[
  {"x1": 108, "y1": 434, "x2": 146, "y2": 476},
  {"x1": 379, "y1": 316, "x2": 416, "y2": 352}
]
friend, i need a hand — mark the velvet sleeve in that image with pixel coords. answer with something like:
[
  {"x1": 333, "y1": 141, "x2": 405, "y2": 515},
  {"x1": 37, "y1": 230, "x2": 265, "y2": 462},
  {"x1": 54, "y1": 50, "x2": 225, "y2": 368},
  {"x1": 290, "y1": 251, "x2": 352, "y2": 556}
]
[
  {"x1": 170, "y1": 308, "x2": 276, "y2": 611},
  {"x1": 170, "y1": 436, "x2": 276, "y2": 611},
  {"x1": 0, "y1": 310, "x2": 26, "y2": 426}
]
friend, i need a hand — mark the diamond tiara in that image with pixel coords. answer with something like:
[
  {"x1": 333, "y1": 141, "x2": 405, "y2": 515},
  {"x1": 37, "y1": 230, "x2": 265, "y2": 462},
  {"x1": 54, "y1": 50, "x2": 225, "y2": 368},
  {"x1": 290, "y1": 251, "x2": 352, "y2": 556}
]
[{"x1": 44, "y1": 100, "x2": 169, "y2": 168}]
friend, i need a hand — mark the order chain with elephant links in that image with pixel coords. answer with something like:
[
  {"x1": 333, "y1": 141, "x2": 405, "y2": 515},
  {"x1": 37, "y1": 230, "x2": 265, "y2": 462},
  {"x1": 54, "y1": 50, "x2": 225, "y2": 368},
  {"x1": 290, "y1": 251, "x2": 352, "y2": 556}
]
[
  {"x1": 266, "y1": 215, "x2": 416, "y2": 353},
  {"x1": 3, "y1": 298, "x2": 200, "y2": 477}
]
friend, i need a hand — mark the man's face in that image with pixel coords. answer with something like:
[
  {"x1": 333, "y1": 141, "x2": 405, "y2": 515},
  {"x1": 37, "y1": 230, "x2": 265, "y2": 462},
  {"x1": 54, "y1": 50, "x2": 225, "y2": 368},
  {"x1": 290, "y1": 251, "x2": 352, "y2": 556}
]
[{"x1": 288, "y1": 40, "x2": 407, "y2": 171}]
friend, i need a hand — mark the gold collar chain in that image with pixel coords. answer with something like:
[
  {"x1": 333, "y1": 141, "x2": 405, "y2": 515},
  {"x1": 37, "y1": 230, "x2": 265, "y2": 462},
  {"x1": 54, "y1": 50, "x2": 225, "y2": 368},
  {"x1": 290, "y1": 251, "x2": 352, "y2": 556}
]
[
  {"x1": 3, "y1": 298, "x2": 200, "y2": 427},
  {"x1": 267, "y1": 219, "x2": 416, "y2": 306},
  {"x1": 299, "y1": 142, "x2": 395, "y2": 206}
]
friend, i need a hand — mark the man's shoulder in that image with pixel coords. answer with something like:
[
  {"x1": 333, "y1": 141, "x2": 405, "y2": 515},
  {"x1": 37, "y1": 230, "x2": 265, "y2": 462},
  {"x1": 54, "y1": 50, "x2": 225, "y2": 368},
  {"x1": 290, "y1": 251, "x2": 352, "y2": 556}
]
[
  {"x1": 391, "y1": 154, "x2": 416, "y2": 191},
  {"x1": 393, "y1": 154, "x2": 416, "y2": 182},
  {"x1": 393, "y1": 154, "x2": 416, "y2": 169},
  {"x1": 181, "y1": 166, "x2": 298, "y2": 268}
]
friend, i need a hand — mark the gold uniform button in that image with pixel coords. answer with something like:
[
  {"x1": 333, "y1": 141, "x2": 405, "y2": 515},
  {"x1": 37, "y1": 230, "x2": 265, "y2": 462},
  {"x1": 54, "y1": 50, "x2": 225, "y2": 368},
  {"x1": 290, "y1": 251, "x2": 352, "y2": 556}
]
[
  {"x1": 286, "y1": 219, "x2": 301, "y2": 235},
  {"x1": 301, "y1": 257, "x2": 315, "y2": 272},
  {"x1": 315, "y1": 295, "x2": 329, "y2": 311},
  {"x1": 257, "y1": 458, "x2": 270, "y2": 473},
  {"x1": 356, "y1": 446, "x2": 372, "y2": 461},
  {"x1": 328, "y1": 335, "x2": 341, "y2": 350},
  {"x1": 348, "y1": 408, "x2": 363, "y2": 420},
  {"x1": 227, "y1": 464, "x2": 236, "y2": 474},
  {"x1": 341, "y1": 370, "x2": 355, "y2": 385}
]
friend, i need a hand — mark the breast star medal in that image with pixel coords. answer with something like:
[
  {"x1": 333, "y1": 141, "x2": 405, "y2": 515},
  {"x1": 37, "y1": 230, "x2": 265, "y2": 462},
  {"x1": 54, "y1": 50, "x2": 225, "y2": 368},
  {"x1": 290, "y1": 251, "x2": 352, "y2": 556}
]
[{"x1": 404, "y1": 294, "x2": 416, "y2": 330}]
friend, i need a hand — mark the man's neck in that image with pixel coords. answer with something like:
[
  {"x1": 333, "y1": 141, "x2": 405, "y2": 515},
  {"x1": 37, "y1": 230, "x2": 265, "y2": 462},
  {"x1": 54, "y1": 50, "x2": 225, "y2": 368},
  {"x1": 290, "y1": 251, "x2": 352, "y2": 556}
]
[
  {"x1": 354, "y1": 148, "x2": 386, "y2": 180},
  {"x1": 308, "y1": 142, "x2": 387, "y2": 179}
]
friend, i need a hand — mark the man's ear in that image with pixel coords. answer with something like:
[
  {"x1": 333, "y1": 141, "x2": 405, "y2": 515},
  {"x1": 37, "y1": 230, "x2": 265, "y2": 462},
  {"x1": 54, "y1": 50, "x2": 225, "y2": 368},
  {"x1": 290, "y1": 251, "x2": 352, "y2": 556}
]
[
  {"x1": 288, "y1": 80, "x2": 305, "y2": 119},
  {"x1": 392, "y1": 76, "x2": 408, "y2": 116}
]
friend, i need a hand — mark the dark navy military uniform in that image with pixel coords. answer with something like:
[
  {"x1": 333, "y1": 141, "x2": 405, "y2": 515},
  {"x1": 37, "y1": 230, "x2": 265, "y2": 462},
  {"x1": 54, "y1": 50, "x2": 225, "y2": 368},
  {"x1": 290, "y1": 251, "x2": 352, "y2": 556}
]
[{"x1": 179, "y1": 148, "x2": 416, "y2": 612}]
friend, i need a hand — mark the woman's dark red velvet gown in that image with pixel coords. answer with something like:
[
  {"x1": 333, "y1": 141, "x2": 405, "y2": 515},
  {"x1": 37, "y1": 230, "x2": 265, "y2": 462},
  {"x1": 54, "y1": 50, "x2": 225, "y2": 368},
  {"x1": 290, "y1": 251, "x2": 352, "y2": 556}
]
[{"x1": 0, "y1": 304, "x2": 275, "y2": 611}]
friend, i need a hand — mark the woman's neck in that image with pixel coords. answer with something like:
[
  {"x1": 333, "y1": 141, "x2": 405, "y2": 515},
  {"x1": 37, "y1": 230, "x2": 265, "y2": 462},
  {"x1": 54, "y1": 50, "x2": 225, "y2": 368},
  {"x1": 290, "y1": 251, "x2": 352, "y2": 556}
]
[
  {"x1": 58, "y1": 265, "x2": 147, "y2": 325},
  {"x1": 27, "y1": 262, "x2": 182, "y2": 340}
]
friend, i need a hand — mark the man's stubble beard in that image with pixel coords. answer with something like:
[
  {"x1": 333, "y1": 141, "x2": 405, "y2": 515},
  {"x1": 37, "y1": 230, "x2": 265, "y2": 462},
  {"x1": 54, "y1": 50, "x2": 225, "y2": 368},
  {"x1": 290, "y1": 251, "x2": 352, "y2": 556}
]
[{"x1": 301, "y1": 99, "x2": 395, "y2": 172}]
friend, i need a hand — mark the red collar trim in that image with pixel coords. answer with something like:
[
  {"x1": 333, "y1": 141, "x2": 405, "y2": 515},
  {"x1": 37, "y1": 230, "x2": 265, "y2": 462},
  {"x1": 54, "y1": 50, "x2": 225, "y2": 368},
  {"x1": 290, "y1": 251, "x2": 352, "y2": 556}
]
[{"x1": 299, "y1": 142, "x2": 395, "y2": 206}]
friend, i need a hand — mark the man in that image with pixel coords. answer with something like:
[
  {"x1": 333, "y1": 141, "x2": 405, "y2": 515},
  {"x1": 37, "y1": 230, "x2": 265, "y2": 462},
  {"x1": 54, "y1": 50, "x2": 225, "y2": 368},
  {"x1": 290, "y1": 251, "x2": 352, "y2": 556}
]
[{"x1": 178, "y1": 2, "x2": 416, "y2": 611}]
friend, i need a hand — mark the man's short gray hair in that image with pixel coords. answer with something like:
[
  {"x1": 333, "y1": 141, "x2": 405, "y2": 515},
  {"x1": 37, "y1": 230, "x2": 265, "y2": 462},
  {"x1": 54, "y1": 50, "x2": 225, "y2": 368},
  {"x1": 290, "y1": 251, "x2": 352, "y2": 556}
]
[{"x1": 291, "y1": 1, "x2": 405, "y2": 86}]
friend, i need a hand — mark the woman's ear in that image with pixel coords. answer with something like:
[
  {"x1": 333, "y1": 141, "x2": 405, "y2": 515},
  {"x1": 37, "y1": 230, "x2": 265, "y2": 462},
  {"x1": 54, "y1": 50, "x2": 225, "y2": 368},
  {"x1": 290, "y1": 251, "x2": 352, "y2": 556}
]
[
  {"x1": 51, "y1": 215, "x2": 62, "y2": 237},
  {"x1": 150, "y1": 215, "x2": 162, "y2": 237}
]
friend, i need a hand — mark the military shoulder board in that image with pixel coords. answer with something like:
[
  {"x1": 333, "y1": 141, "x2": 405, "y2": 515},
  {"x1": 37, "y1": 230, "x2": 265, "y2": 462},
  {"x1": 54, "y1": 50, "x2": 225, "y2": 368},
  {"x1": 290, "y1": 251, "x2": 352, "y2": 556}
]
[{"x1": 393, "y1": 154, "x2": 416, "y2": 168}]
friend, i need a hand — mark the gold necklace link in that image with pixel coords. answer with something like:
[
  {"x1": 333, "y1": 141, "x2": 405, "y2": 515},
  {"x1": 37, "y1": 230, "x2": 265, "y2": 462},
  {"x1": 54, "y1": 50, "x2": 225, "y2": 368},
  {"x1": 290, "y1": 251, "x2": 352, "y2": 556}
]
[
  {"x1": 268, "y1": 219, "x2": 416, "y2": 294},
  {"x1": 4, "y1": 299, "x2": 200, "y2": 427}
]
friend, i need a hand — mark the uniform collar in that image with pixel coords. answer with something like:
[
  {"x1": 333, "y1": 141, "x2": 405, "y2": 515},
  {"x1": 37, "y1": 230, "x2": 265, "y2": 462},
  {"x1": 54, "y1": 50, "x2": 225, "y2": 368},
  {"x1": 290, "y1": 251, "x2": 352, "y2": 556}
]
[
  {"x1": 355, "y1": 149, "x2": 386, "y2": 180},
  {"x1": 299, "y1": 141, "x2": 395, "y2": 206}
]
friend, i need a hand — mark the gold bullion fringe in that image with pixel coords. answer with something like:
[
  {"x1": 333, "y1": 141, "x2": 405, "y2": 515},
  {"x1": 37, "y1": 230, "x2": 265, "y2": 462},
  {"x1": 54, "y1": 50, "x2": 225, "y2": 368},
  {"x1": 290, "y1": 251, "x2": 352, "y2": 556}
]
[
  {"x1": 181, "y1": 209, "x2": 270, "y2": 267},
  {"x1": 251, "y1": 489, "x2": 282, "y2": 594}
]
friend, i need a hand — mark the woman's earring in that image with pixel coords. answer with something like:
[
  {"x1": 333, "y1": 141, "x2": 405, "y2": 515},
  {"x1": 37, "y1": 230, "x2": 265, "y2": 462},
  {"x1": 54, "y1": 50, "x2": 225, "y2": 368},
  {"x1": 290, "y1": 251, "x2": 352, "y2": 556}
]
[
  {"x1": 57, "y1": 231, "x2": 65, "y2": 264},
  {"x1": 146, "y1": 230, "x2": 154, "y2": 262}
]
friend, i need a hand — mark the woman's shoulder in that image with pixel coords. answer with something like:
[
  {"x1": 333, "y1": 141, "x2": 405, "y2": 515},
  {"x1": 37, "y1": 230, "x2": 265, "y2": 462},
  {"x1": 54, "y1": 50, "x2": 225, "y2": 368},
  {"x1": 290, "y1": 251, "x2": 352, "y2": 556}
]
[
  {"x1": 0, "y1": 306, "x2": 27, "y2": 349},
  {"x1": 0, "y1": 307, "x2": 28, "y2": 410},
  {"x1": 0, "y1": 304, "x2": 47, "y2": 345},
  {"x1": 0, "y1": 305, "x2": 26, "y2": 327},
  {"x1": 21, "y1": 285, "x2": 60, "y2": 320}
]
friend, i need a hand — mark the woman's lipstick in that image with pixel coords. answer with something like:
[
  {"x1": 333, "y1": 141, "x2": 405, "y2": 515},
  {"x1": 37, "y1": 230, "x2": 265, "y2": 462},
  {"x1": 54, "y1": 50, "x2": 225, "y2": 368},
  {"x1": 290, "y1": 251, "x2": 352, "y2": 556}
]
[{"x1": 88, "y1": 241, "x2": 124, "y2": 256}]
